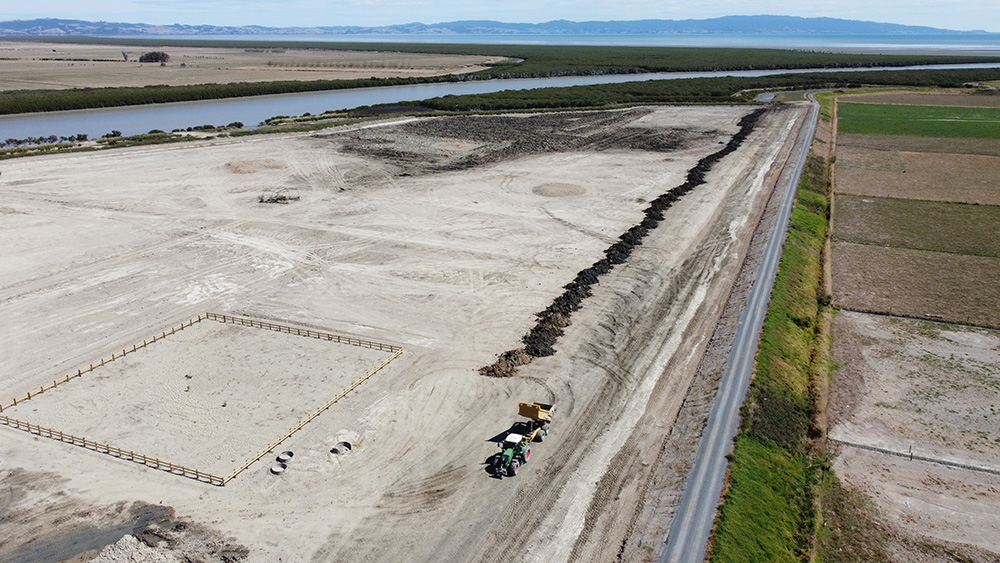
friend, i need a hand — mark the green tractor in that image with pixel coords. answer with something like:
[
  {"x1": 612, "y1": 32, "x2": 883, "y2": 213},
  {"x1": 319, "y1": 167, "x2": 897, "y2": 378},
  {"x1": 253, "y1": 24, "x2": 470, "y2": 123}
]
[
  {"x1": 491, "y1": 402, "x2": 553, "y2": 478},
  {"x1": 493, "y1": 433, "x2": 532, "y2": 477}
]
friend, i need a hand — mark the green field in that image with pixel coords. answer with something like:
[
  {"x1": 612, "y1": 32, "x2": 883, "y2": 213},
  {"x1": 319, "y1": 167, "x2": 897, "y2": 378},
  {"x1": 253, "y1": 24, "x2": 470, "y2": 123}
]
[
  {"x1": 834, "y1": 195, "x2": 1000, "y2": 258},
  {"x1": 838, "y1": 102, "x2": 1000, "y2": 138}
]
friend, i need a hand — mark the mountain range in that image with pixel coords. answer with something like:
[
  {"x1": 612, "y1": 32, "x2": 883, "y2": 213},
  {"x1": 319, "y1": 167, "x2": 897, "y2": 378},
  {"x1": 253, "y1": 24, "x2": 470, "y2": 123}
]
[{"x1": 0, "y1": 15, "x2": 991, "y2": 37}]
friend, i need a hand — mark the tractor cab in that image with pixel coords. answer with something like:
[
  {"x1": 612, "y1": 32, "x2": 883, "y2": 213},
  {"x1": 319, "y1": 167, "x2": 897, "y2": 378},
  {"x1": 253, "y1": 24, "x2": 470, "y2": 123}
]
[{"x1": 493, "y1": 433, "x2": 531, "y2": 477}]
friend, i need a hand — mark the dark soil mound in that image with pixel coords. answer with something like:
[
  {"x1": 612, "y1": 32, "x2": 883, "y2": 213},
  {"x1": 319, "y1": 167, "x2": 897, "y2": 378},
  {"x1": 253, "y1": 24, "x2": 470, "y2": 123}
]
[{"x1": 479, "y1": 107, "x2": 767, "y2": 375}]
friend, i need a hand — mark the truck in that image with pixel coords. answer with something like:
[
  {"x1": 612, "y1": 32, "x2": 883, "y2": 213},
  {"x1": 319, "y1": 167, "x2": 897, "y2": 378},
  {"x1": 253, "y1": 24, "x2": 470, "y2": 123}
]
[{"x1": 491, "y1": 401, "x2": 554, "y2": 478}]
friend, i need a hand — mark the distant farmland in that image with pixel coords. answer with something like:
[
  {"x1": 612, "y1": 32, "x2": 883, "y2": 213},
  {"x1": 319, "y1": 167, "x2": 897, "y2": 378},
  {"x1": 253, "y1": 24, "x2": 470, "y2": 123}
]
[
  {"x1": 837, "y1": 103, "x2": 1000, "y2": 139},
  {"x1": 833, "y1": 94, "x2": 1000, "y2": 328},
  {"x1": 834, "y1": 195, "x2": 1000, "y2": 257}
]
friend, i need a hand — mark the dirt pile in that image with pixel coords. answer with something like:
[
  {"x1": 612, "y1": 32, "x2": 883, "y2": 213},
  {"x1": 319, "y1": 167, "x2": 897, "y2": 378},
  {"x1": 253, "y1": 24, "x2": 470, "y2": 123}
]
[
  {"x1": 482, "y1": 107, "x2": 768, "y2": 376},
  {"x1": 336, "y1": 109, "x2": 700, "y2": 176}
]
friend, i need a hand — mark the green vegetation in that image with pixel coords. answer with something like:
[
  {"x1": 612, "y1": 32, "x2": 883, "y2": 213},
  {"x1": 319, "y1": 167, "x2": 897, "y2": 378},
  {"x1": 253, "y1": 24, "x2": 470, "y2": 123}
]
[
  {"x1": 15, "y1": 36, "x2": 999, "y2": 78},
  {"x1": 0, "y1": 142, "x2": 95, "y2": 160},
  {"x1": 138, "y1": 51, "x2": 170, "y2": 63},
  {"x1": 712, "y1": 152, "x2": 830, "y2": 560},
  {"x1": 4, "y1": 40, "x2": 1000, "y2": 114},
  {"x1": 404, "y1": 68, "x2": 1000, "y2": 113},
  {"x1": 713, "y1": 437, "x2": 817, "y2": 562},
  {"x1": 834, "y1": 195, "x2": 1000, "y2": 258},
  {"x1": 95, "y1": 130, "x2": 187, "y2": 148},
  {"x1": 838, "y1": 102, "x2": 1000, "y2": 138}
]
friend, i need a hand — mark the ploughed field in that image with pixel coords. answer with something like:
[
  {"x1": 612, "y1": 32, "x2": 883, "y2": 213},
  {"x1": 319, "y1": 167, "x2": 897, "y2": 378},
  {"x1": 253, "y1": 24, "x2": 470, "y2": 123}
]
[
  {"x1": 833, "y1": 94, "x2": 1000, "y2": 328},
  {"x1": 829, "y1": 91, "x2": 1000, "y2": 559},
  {"x1": 0, "y1": 105, "x2": 811, "y2": 562}
]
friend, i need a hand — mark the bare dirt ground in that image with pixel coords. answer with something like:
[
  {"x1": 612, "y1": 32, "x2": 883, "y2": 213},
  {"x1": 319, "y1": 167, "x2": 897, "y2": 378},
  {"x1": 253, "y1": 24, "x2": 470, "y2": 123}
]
[
  {"x1": 837, "y1": 91, "x2": 1000, "y2": 108},
  {"x1": 832, "y1": 242, "x2": 1000, "y2": 327},
  {"x1": 835, "y1": 146, "x2": 1000, "y2": 204},
  {"x1": 830, "y1": 311, "x2": 1000, "y2": 555},
  {"x1": 833, "y1": 195, "x2": 1000, "y2": 256},
  {"x1": 838, "y1": 133, "x2": 1000, "y2": 157},
  {"x1": 0, "y1": 104, "x2": 810, "y2": 562},
  {"x1": 828, "y1": 89, "x2": 1000, "y2": 560},
  {"x1": 0, "y1": 40, "x2": 506, "y2": 90}
]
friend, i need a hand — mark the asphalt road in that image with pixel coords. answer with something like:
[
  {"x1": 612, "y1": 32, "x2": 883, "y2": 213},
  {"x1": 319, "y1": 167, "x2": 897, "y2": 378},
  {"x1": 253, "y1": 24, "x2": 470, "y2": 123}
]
[{"x1": 659, "y1": 96, "x2": 820, "y2": 563}]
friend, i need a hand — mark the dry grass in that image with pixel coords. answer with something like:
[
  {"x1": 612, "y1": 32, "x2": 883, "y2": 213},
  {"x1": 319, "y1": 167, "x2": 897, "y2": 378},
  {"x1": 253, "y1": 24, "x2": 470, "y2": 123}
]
[
  {"x1": 0, "y1": 40, "x2": 504, "y2": 90},
  {"x1": 833, "y1": 195, "x2": 1000, "y2": 257},
  {"x1": 835, "y1": 146, "x2": 1000, "y2": 204},
  {"x1": 840, "y1": 91, "x2": 1000, "y2": 108},
  {"x1": 838, "y1": 133, "x2": 1000, "y2": 157},
  {"x1": 831, "y1": 242, "x2": 1000, "y2": 327}
]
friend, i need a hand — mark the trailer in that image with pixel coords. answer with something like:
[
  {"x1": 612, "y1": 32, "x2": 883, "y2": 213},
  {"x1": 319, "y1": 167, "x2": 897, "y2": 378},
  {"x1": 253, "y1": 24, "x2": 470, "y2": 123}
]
[{"x1": 491, "y1": 402, "x2": 554, "y2": 478}]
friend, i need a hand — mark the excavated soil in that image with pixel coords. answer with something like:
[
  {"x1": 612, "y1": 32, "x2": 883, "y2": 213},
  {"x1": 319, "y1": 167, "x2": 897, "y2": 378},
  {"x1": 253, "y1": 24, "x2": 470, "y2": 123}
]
[{"x1": 0, "y1": 104, "x2": 810, "y2": 562}]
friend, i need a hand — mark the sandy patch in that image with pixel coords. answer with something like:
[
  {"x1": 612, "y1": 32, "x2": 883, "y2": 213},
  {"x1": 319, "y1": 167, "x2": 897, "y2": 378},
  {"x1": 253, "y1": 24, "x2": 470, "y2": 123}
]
[
  {"x1": 830, "y1": 311, "x2": 1000, "y2": 554},
  {"x1": 531, "y1": 182, "x2": 587, "y2": 197},
  {"x1": 0, "y1": 105, "x2": 810, "y2": 562}
]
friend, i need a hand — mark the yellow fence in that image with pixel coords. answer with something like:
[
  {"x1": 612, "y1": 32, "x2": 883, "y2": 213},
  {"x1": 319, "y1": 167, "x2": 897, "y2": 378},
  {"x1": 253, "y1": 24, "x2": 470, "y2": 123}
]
[
  {"x1": 0, "y1": 312, "x2": 402, "y2": 486},
  {"x1": 0, "y1": 314, "x2": 207, "y2": 413},
  {"x1": 0, "y1": 414, "x2": 226, "y2": 485},
  {"x1": 205, "y1": 312, "x2": 402, "y2": 352}
]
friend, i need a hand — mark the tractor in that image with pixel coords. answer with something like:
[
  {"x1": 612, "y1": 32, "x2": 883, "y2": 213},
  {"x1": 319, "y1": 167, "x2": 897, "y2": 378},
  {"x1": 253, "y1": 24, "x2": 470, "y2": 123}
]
[{"x1": 491, "y1": 402, "x2": 554, "y2": 478}]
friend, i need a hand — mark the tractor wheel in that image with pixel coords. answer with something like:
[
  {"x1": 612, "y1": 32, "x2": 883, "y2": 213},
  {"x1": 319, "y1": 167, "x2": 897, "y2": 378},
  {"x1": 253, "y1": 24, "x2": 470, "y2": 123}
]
[
  {"x1": 523, "y1": 446, "x2": 531, "y2": 462},
  {"x1": 509, "y1": 460, "x2": 520, "y2": 477}
]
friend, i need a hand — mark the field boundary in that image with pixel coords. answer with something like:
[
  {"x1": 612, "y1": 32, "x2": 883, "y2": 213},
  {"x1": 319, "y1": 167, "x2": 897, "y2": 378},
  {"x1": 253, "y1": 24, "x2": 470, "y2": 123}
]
[
  {"x1": 829, "y1": 437, "x2": 1000, "y2": 477},
  {"x1": 838, "y1": 305, "x2": 1000, "y2": 331},
  {"x1": 0, "y1": 312, "x2": 402, "y2": 486}
]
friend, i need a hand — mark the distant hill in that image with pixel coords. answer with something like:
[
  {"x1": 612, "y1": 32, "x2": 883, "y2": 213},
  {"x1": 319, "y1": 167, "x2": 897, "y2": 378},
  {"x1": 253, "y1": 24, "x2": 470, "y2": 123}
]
[{"x1": 0, "y1": 15, "x2": 990, "y2": 37}]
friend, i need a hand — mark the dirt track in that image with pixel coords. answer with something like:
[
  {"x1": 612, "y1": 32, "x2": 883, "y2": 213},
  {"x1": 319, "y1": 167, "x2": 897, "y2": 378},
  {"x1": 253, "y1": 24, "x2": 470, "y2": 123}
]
[{"x1": 0, "y1": 105, "x2": 810, "y2": 561}]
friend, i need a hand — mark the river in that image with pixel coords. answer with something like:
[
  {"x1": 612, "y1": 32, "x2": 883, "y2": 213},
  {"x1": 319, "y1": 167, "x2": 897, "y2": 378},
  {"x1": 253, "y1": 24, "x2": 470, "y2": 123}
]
[{"x1": 2, "y1": 62, "x2": 999, "y2": 141}]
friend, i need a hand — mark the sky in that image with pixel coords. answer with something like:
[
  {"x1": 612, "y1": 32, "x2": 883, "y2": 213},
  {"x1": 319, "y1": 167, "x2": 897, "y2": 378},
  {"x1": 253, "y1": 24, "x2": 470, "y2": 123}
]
[{"x1": 2, "y1": 0, "x2": 998, "y2": 33}]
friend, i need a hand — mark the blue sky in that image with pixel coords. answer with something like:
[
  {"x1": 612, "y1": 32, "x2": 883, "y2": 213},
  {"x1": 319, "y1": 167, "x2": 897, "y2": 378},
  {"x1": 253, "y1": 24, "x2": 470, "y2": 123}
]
[{"x1": 2, "y1": 0, "x2": 997, "y2": 33}]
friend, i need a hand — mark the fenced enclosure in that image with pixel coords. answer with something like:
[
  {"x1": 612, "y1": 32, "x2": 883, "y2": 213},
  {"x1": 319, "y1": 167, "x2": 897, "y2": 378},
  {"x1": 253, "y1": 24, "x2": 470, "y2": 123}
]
[{"x1": 0, "y1": 313, "x2": 402, "y2": 486}]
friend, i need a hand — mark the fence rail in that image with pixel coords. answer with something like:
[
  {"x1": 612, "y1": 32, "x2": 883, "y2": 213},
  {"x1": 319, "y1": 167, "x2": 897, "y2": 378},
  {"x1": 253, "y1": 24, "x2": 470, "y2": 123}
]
[
  {"x1": 829, "y1": 437, "x2": 1000, "y2": 477},
  {"x1": 205, "y1": 312, "x2": 402, "y2": 352},
  {"x1": 223, "y1": 347, "x2": 403, "y2": 484},
  {"x1": 1, "y1": 312, "x2": 403, "y2": 486},
  {"x1": 0, "y1": 314, "x2": 208, "y2": 413},
  {"x1": 0, "y1": 414, "x2": 225, "y2": 485}
]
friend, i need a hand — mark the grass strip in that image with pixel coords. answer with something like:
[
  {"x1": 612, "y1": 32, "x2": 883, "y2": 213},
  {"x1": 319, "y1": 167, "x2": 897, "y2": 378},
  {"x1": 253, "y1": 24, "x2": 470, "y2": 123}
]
[{"x1": 711, "y1": 136, "x2": 830, "y2": 561}]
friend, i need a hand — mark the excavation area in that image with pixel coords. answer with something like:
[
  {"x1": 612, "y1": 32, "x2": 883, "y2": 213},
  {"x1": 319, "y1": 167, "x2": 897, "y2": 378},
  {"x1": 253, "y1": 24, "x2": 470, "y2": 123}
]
[{"x1": 0, "y1": 105, "x2": 810, "y2": 561}]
